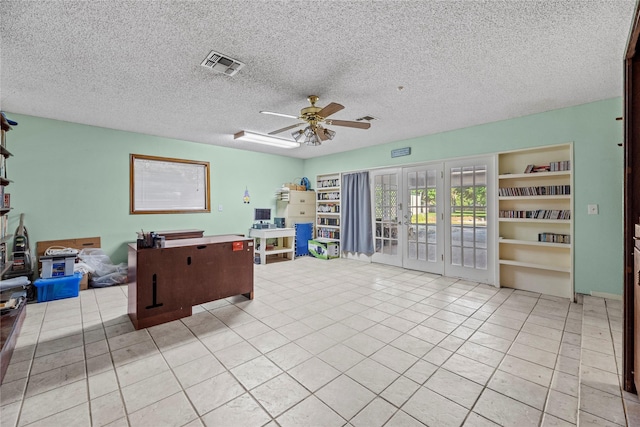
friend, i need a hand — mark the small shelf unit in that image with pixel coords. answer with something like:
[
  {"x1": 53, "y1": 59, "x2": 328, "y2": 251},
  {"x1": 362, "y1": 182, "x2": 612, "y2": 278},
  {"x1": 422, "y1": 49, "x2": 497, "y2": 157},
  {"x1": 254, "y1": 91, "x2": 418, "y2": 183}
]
[{"x1": 497, "y1": 143, "x2": 574, "y2": 299}]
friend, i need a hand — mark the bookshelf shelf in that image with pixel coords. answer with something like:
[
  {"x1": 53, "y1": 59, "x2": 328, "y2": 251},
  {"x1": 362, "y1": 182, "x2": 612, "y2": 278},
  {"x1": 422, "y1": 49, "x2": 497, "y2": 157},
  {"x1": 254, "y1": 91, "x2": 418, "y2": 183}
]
[
  {"x1": 498, "y1": 218, "x2": 570, "y2": 224},
  {"x1": 499, "y1": 259, "x2": 571, "y2": 273},
  {"x1": 499, "y1": 171, "x2": 571, "y2": 180},
  {"x1": 499, "y1": 238, "x2": 570, "y2": 248},
  {"x1": 498, "y1": 195, "x2": 570, "y2": 200},
  {"x1": 497, "y1": 143, "x2": 573, "y2": 300}
]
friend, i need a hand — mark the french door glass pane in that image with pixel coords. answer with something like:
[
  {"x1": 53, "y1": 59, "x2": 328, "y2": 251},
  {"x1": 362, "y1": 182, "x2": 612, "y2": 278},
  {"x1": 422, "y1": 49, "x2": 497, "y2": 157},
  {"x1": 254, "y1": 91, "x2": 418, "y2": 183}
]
[
  {"x1": 418, "y1": 243, "x2": 426, "y2": 260},
  {"x1": 374, "y1": 173, "x2": 399, "y2": 256},
  {"x1": 406, "y1": 168, "x2": 436, "y2": 264},
  {"x1": 451, "y1": 246, "x2": 462, "y2": 266},
  {"x1": 427, "y1": 244, "x2": 437, "y2": 262},
  {"x1": 450, "y1": 165, "x2": 487, "y2": 270}
]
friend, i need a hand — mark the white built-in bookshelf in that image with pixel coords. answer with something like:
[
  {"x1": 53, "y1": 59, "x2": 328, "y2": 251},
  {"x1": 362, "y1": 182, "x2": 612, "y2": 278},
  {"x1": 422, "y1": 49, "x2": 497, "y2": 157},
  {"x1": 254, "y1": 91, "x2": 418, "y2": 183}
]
[
  {"x1": 316, "y1": 173, "x2": 341, "y2": 242},
  {"x1": 497, "y1": 143, "x2": 574, "y2": 299}
]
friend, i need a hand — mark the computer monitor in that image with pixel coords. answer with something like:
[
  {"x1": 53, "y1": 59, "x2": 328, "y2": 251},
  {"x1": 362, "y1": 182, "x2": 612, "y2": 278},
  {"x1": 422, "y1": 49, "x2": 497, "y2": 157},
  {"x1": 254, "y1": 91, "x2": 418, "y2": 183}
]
[{"x1": 254, "y1": 208, "x2": 271, "y2": 222}]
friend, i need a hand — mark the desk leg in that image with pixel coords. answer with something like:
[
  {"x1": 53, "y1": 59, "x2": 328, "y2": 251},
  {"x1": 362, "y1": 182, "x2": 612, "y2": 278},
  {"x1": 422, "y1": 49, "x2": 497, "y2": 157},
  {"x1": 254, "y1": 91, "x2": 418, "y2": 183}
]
[
  {"x1": 287, "y1": 236, "x2": 295, "y2": 260},
  {"x1": 260, "y1": 239, "x2": 267, "y2": 265}
]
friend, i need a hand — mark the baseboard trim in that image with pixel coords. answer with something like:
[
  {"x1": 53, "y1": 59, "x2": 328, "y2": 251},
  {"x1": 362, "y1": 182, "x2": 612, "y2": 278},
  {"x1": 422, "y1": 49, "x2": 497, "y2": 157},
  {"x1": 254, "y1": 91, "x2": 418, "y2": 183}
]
[{"x1": 590, "y1": 291, "x2": 623, "y2": 301}]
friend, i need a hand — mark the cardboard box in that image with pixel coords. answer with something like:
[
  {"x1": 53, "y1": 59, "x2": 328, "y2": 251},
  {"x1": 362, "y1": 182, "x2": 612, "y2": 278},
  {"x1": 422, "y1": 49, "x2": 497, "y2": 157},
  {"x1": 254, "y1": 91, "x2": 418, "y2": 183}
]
[
  {"x1": 308, "y1": 238, "x2": 340, "y2": 259},
  {"x1": 79, "y1": 273, "x2": 89, "y2": 291}
]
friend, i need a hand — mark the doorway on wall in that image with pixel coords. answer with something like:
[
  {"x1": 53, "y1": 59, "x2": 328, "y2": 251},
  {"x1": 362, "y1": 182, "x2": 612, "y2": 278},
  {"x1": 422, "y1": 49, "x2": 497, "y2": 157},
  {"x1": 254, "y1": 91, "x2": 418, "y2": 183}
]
[{"x1": 370, "y1": 156, "x2": 494, "y2": 284}]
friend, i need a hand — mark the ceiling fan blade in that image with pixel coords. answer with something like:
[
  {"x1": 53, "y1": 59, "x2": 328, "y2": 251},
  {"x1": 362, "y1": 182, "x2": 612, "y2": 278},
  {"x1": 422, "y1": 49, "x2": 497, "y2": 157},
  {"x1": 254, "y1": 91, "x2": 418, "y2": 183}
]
[
  {"x1": 260, "y1": 111, "x2": 299, "y2": 119},
  {"x1": 317, "y1": 102, "x2": 344, "y2": 118},
  {"x1": 326, "y1": 119, "x2": 371, "y2": 129},
  {"x1": 268, "y1": 123, "x2": 303, "y2": 135},
  {"x1": 316, "y1": 126, "x2": 329, "y2": 141}
]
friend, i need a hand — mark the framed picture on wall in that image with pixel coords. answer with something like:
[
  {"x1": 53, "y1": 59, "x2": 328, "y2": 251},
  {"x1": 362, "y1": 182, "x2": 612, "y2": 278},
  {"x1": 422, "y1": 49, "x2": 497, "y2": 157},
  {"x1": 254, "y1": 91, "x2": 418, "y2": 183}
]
[{"x1": 130, "y1": 154, "x2": 211, "y2": 214}]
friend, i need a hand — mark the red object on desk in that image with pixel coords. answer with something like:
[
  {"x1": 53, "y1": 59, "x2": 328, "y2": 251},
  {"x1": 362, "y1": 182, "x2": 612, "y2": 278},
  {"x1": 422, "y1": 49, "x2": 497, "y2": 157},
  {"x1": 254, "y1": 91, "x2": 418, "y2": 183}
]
[{"x1": 232, "y1": 241, "x2": 243, "y2": 251}]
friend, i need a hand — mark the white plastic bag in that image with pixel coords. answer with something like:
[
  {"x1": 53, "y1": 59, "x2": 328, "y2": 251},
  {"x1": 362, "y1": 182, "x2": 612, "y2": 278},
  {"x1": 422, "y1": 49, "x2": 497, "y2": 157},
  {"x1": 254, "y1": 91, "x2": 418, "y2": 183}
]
[{"x1": 78, "y1": 248, "x2": 127, "y2": 287}]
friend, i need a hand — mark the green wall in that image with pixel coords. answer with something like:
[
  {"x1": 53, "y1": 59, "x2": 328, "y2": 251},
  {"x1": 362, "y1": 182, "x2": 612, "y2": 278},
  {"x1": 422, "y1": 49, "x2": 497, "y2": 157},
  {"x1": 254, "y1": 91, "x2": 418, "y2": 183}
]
[
  {"x1": 304, "y1": 98, "x2": 624, "y2": 296},
  {"x1": 6, "y1": 115, "x2": 304, "y2": 264},
  {"x1": 7, "y1": 97, "x2": 624, "y2": 295}
]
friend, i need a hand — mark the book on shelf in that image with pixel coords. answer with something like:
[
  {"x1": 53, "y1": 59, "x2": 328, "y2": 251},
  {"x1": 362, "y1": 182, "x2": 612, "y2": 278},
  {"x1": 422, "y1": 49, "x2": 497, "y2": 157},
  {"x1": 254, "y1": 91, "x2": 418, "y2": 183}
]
[
  {"x1": 538, "y1": 232, "x2": 571, "y2": 244},
  {"x1": 531, "y1": 165, "x2": 551, "y2": 173},
  {"x1": 523, "y1": 161, "x2": 571, "y2": 174},
  {"x1": 498, "y1": 185, "x2": 570, "y2": 196},
  {"x1": 549, "y1": 160, "x2": 570, "y2": 172},
  {"x1": 499, "y1": 209, "x2": 571, "y2": 219}
]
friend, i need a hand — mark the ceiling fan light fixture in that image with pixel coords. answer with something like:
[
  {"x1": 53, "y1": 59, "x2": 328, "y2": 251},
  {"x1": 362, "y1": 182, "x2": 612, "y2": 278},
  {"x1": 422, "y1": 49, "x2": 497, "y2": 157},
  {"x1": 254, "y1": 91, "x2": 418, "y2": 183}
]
[
  {"x1": 324, "y1": 128, "x2": 336, "y2": 140},
  {"x1": 291, "y1": 129, "x2": 305, "y2": 142},
  {"x1": 304, "y1": 130, "x2": 321, "y2": 146},
  {"x1": 303, "y1": 126, "x2": 315, "y2": 137},
  {"x1": 234, "y1": 131, "x2": 300, "y2": 149}
]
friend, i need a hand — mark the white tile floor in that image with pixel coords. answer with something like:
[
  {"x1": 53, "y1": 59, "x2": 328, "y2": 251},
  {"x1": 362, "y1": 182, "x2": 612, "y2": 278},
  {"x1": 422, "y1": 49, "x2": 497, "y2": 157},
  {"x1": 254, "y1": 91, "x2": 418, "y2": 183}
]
[{"x1": 0, "y1": 257, "x2": 631, "y2": 426}]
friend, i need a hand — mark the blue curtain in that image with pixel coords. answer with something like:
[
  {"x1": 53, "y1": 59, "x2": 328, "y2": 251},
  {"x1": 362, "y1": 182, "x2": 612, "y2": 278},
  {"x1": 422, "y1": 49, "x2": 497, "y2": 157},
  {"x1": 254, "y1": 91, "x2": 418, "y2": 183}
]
[{"x1": 342, "y1": 172, "x2": 374, "y2": 254}]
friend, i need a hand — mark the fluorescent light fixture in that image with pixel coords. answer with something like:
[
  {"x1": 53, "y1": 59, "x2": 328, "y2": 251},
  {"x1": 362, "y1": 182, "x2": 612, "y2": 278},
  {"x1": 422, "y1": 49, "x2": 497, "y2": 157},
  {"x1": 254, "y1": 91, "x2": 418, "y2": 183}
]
[
  {"x1": 259, "y1": 111, "x2": 298, "y2": 119},
  {"x1": 234, "y1": 131, "x2": 300, "y2": 149}
]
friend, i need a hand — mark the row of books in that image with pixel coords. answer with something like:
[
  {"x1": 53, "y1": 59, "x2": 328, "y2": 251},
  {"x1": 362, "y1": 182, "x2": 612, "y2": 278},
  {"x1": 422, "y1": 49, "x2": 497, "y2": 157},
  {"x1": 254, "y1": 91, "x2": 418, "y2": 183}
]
[
  {"x1": 549, "y1": 160, "x2": 571, "y2": 171},
  {"x1": 523, "y1": 160, "x2": 570, "y2": 173},
  {"x1": 318, "y1": 192, "x2": 340, "y2": 200},
  {"x1": 498, "y1": 185, "x2": 571, "y2": 197},
  {"x1": 499, "y1": 209, "x2": 571, "y2": 219},
  {"x1": 317, "y1": 228, "x2": 340, "y2": 239},
  {"x1": 317, "y1": 179, "x2": 340, "y2": 188},
  {"x1": 318, "y1": 203, "x2": 339, "y2": 213},
  {"x1": 538, "y1": 233, "x2": 571, "y2": 244},
  {"x1": 318, "y1": 217, "x2": 340, "y2": 226}
]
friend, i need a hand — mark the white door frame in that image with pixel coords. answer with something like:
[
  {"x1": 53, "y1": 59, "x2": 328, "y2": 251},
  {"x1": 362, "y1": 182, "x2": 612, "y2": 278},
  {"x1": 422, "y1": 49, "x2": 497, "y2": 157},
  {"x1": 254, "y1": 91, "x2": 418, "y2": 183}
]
[{"x1": 367, "y1": 156, "x2": 496, "y2": 285}]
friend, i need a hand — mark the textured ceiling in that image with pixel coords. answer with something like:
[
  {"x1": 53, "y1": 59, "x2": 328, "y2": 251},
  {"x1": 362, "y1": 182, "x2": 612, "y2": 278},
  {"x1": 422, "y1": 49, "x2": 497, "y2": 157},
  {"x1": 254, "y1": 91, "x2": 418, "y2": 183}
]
[{"x1": 0, "y1": 0, "x2": 635, "y2": 159}]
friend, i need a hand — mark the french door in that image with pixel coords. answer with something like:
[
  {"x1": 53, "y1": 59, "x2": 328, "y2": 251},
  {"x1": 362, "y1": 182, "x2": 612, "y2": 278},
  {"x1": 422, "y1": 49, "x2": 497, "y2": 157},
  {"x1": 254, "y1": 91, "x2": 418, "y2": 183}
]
[
  {"x1": 444, "y1": 157, "x2": 494, "y2": 283},
  {"x1": 403, "y1": 164, "x2": 444, "y2": 274},
  {"x1": 370, "y1": 157, "x2": 494, "y2": 284},
  {"x1": 371, "y1": 169, "x2": 402, "y2": 267}
]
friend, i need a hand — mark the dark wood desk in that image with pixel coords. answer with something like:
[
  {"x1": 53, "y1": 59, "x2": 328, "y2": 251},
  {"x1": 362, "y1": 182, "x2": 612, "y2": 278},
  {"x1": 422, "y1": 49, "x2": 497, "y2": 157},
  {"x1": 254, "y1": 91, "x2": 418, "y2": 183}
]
[{"x1": 128, "y1": 235, "x2": 254, "y2": 330}]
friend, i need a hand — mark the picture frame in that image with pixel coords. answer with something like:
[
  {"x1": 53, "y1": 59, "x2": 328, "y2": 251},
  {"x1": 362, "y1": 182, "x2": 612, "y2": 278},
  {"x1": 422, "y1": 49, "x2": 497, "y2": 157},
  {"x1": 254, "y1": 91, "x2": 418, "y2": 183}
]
[{"x1": 130, "y1": 154, "x2": 211, "y2": 214}]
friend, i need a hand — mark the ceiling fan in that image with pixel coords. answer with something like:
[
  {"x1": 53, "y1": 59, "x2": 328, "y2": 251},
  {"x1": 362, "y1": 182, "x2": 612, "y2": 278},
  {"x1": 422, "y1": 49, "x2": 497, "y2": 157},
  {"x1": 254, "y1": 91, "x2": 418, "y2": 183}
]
[{"x1": 260, "y1": 95, "x2": 371, "y2": 146}]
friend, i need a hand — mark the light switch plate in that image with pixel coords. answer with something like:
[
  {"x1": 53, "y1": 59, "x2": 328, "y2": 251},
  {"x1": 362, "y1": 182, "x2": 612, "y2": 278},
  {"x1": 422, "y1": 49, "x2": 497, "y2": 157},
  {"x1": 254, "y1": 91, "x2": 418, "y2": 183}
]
[
  {"x1": 587, "y1": 204, "x2": 599, "y2": 215},
  {"x1": 218, "y1": 204, "x2": 223, "y2": 212}
]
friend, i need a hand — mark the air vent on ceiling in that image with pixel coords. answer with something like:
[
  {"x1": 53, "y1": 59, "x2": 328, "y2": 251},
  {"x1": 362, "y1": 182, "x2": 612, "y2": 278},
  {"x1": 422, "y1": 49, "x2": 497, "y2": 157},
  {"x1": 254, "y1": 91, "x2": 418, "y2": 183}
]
[
  {"x1": 356, "y1": 115, "x2": 377, "y2": 122},
  {"x1": 201, "y1": 51, "x2": 245, "y2": 76}
]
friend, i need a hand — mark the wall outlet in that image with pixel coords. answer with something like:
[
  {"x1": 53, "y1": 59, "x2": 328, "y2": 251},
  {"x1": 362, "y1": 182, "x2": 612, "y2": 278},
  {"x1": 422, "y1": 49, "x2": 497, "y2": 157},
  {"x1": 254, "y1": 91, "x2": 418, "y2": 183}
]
[{"x1": 587, "y1": 204, "x2": 599, "y2": 215}]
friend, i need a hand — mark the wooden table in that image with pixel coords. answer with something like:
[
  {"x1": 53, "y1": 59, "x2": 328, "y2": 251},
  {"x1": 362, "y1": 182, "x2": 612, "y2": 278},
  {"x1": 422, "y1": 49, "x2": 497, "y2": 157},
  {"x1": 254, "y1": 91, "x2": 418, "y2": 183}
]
[
  {"x1": 247, "y1": 227, "x2": 296, "y2": 265},
  {"x1": 128, "y1": 235, "x2": 254, "y2": 329}
]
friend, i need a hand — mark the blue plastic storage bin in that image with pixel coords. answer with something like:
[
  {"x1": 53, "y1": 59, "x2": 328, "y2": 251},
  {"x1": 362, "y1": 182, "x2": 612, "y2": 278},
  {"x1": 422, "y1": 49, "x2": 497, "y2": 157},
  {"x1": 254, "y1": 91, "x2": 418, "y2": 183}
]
[{"x1": 34, "y1": 272, "x2": 83, "y2": 302}]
